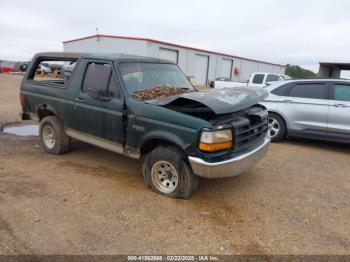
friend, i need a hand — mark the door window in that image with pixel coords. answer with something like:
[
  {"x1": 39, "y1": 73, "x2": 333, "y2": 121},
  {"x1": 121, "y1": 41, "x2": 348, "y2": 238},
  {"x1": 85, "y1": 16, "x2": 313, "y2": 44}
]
[
  {"x1": 333, "y1": 84, "x2": 350, "y2": 102},
  {"x1": 83, "y1": 63, "x2": 112, "y2": 96},
  {"x1": 82, "y1": 62, "x2": 121, "y2": 99},
  {"x1": 252, "y1": 74, "x2": 265, "y2": 84},
  {"x1": 266, "y1": 74, "x2": 280, "y2": 82},
  {"x1": 288, "y1": 83, "x2": 328, "y2": 99}
]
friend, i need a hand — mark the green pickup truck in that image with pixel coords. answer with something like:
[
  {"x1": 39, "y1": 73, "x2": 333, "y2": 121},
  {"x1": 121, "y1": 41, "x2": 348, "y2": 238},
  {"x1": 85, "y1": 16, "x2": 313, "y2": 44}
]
[{"x1": 20, "y1": 52, "x2": 270, "y2": 199}]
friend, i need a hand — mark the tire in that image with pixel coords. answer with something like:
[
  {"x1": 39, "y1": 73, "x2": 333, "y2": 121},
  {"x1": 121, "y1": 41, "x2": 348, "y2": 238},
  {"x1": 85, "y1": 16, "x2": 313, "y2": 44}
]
[
  {"x1": 142, "y1": 146, "x2": 198, "y2": 199},
  {"x1": 39, "y1": 116, "x2": 71, "y2": 154},
  {"x1": 268, "y1": 113, "x2": 287, "y2": 142}
]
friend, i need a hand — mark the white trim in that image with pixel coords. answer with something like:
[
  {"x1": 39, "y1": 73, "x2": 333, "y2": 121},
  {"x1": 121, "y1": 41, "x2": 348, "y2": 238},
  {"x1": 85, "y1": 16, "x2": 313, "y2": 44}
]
[{"x1": 65, "y1": 128, "x2": 124, "y2": 154}]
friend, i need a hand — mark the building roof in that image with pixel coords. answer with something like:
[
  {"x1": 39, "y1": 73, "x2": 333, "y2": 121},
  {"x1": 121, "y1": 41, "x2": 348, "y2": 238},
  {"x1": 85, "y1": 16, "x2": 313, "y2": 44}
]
[
  {"x1": 63, "y1": 34, "x2": 286, "y2": 68},
  {"x1": 319, "y1": 62, "x2": 350, "y2": 71}
]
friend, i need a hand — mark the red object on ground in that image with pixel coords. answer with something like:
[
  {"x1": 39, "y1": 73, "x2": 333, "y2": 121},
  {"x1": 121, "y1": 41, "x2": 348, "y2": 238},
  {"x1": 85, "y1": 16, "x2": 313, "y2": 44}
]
[
  {"x1": 1, "y1": 67, "x2": 10, "y2": 73},
  {"x1": 0, "y1": 67, "x2": 16, "y2": 73}
]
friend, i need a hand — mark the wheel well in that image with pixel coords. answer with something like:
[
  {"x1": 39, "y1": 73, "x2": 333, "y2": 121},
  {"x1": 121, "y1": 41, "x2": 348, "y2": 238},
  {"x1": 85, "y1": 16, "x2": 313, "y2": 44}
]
[
  {"x1": 38, "y1": 106, "x2": 54, "y2": 121},
  {"x1": 140, "y1": 139, "x2": 185, "y2": 157},
  {"x1": 268, "y1": 111, "x2": 288, "y2": 131}
]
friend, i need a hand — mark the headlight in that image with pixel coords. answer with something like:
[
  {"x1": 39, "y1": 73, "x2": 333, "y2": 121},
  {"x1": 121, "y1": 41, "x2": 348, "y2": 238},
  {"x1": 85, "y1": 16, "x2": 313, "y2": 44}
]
[{"x1": 199, "y1": 129, "x2": 233, "y2": 152}]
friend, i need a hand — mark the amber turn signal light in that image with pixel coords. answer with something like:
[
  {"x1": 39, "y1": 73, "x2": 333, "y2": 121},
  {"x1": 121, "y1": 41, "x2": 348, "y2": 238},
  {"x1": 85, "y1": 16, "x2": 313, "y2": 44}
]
[{"x1": 199, "y1": 141, "x2": 233, "y2": 152}]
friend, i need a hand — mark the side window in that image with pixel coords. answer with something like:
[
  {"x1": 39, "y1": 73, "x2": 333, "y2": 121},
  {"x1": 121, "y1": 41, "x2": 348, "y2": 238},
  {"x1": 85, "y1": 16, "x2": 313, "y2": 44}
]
[
  {"x1": 266, "y1": 74, "x2": 280, "y2": 82},
  {"x1": 271, "y1": 84, "x2": 292, "y2": 96},
  {"x1": 28, "y1": 58, "x2": 78, "y2": 85},
  {"x1": 252, "y1": 74, "x2": 265, "y2": 84},
  {"x1": 333, "y1": 84, "x2": 350, "y2": 102},
  {"x1": 288, "y1": 83, "x2": 327, "y2": 99},
  {"x1": 83, "y1": 63, "x2": 112, "y2": 96}
]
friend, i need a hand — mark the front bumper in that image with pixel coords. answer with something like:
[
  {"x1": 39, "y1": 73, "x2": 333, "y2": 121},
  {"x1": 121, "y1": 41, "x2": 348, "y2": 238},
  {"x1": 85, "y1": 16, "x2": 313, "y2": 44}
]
[{"x1": 188, "y1": 136, "x2": 270, "y2": 178}]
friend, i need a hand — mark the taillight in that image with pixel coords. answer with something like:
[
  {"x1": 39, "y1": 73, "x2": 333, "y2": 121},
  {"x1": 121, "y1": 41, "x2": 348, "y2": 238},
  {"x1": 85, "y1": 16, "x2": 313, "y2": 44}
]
[{"x1": 19, "y1": 92, "x2": 25, "y2": 108}]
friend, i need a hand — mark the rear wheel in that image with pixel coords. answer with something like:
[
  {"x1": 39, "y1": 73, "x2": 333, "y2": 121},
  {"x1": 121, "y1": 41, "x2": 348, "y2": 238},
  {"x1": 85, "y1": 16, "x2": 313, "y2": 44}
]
[
  {"x1": 268, "y1": 113, "x2": 287, "y2": 142},
  {"x1": 142, "y1": 146, "x2": 198, "y2": 199},
  {"x1": 39, "y1": 116, "x2": 71, "y2": 154}
]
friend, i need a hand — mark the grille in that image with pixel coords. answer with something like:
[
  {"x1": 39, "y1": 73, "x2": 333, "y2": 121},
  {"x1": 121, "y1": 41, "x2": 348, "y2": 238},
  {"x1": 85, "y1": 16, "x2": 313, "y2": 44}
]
[{"x1": 231, "y1": 109, "x2": 268, "y2": 151}]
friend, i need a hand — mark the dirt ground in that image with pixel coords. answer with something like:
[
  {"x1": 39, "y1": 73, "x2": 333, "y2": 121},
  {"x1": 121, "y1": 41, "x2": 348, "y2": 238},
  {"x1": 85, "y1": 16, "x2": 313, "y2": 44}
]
[
  {"x1": 0, "y1": 74, "x2": 349, "y2": 255},
  {"x1": 0, "y1": 74, "x2": 23, "y2": 128}
]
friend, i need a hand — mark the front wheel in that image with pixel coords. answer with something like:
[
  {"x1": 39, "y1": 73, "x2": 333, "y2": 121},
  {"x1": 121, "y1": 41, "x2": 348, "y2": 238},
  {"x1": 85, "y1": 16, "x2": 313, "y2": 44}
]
[
  {"x1": 142, "y1": 146, "x2": 198, "y2": 199},
  {"x1": 268, "y1": 113, "x2": 287, "y2": 142}
]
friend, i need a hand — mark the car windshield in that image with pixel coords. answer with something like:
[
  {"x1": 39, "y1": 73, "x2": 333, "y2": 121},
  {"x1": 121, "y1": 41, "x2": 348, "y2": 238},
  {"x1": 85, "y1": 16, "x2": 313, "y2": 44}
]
[{"x1": 118, "y1": 62, "x2": 194, "y2": 100}]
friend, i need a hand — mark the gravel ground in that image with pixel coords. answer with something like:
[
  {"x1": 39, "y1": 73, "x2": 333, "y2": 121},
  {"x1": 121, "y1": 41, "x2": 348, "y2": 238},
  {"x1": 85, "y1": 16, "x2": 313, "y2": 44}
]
[
  {"x1": 0, "y1": 74, "x2": 349, "y2": 255},
  {"x1": 0, "y1": 74, "x2": 24, "y2": 128}
]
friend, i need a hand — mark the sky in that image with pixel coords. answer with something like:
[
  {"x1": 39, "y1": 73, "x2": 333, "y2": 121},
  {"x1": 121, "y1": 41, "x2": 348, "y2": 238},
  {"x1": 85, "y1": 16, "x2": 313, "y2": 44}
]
[{"x1": 1, "y1": 0, "x2": 350, "y2": 74}]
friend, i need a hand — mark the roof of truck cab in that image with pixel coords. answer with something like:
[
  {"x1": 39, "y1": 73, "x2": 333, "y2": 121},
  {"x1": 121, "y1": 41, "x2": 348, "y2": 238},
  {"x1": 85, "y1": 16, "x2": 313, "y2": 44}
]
[{"x1": 33, "y1": 52, "x2": 175, "y2": 64}]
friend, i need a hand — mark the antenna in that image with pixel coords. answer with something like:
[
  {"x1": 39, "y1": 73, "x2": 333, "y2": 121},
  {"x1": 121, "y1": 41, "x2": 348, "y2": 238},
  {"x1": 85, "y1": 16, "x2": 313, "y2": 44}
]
[{"x1": 96, "y1": 26, "x2": 100, "y2": 41}]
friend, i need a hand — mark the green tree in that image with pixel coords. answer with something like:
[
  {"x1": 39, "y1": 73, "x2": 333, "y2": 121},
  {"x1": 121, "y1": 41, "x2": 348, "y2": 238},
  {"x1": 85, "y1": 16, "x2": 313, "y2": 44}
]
[{"x1": 285, "y1": 64, "x2": 316, "y2": 79}]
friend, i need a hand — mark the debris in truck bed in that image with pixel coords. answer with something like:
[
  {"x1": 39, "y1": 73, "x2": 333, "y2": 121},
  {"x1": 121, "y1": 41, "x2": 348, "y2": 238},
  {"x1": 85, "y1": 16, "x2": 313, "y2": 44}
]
[{"x1": 132, "y1": 86, "x2": 188, "y2": 101}]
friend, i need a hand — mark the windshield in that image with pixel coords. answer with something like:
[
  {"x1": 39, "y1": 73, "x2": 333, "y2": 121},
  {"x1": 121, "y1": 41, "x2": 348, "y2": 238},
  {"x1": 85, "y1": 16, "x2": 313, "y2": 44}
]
[{"x1": 118, "y1": 62, "x2": 194, "y2": 100}]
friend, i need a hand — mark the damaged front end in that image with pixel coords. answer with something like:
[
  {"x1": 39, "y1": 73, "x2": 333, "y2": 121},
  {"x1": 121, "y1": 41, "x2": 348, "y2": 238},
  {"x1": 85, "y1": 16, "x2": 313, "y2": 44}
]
[
  {"x1": 146, "y1": 87, "x2": 268, "y2": 121},
  {"x1": 147, "y1": 87, "x2": 269, "y2": 153}
]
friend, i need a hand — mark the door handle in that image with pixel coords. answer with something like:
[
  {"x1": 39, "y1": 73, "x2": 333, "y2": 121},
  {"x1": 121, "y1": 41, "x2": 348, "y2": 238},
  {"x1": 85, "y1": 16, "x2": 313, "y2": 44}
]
[
  {"x1": 75, "y1": 97, "x2": 84, "y2": 102},
  {"x1": 333, "y1": 104, "x2": 347, "y2": 108},
  {"x1": 282, "y1": 99, "x2": 294, "y2": 103}
]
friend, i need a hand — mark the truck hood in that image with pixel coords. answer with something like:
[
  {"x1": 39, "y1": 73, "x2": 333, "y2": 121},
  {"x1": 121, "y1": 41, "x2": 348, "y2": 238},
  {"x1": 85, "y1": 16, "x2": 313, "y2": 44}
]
[{"x1": 146, "y1": 87, "x2": 268, "y2": 115}]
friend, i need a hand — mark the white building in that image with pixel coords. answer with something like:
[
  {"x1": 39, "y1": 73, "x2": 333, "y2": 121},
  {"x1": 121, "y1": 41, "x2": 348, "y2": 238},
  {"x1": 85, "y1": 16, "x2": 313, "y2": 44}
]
[{"x1": 63, "y1": 34, "x2": 285, "y2": 86}]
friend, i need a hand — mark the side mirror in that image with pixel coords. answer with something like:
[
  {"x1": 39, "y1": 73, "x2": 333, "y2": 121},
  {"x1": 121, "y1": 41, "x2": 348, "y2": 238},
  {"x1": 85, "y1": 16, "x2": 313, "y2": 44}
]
[{"x1": 87, "y1": 87, "x2": 110, "y2": 101}]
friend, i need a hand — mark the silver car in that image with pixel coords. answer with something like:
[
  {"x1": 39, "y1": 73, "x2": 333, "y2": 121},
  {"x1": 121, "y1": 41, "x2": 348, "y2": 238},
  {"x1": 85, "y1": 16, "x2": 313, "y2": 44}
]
[{"x1": 260, "y1": 79, "x2": 350, "y2": 143}]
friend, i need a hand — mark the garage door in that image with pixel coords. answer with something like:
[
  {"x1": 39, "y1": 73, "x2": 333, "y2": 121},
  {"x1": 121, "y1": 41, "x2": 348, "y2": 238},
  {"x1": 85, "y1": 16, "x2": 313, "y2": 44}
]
[
  {"x1": 194, "y1": 54, "x2": 209, "y2": 85},
  {"x1": 159, "y1": 48, "x2": 178, "y2": 64},
  {"x1": 221, "y1": 59, "x2": 233, "y2": 79}
]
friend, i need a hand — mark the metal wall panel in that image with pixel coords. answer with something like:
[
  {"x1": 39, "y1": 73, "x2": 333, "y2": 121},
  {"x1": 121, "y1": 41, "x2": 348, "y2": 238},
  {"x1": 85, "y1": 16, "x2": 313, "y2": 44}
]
[
  {"x1": 221, "y1": 59, "x2": 233, "y2": 79},
  {"x1": 63, "y1": 37, "x2": 148, "y2": 56},
  {"x1": 240, "y1": 60, "x2": 259, "y2": 81},
  {"x1": 257, "y1": 63, "x2": 274, "y2": 73},
  {"x1": 273, "y1": 65, "x2": 286, "y2": 75},
  {"x1": 194, "y1": 54, "x2": 209, "y2": 85},
  {"x1": 158, "y1": 48, "x2": 178, "y2": 64},
  {"x1": 64, "y1": 36, "x2": 286, "y2": 84}
]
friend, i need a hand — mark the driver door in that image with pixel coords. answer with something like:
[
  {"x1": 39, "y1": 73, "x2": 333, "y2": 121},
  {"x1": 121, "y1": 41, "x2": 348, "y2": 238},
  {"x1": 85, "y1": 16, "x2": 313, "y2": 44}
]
[{"x1": 72, "y1": 60, "x2": 124, "y2": 145}]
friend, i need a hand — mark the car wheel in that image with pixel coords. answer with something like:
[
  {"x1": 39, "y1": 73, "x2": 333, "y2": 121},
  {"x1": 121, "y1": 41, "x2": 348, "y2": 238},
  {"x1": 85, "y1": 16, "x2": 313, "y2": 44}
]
[
  {"x1": 142, "y1": 146, "x2": 198, "y2": 199},
  {"x1": 268, "y1": 113, "x2": 287, "y2": 142},
  {"x1": 39, "y1": 116, "x2": 71, "y2": 154}
]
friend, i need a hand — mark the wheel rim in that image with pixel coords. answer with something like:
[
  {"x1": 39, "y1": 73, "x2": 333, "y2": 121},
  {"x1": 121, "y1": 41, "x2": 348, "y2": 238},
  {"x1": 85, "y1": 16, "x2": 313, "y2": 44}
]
[
  {"x1": 151, "y1": 161, "x2": 179, "y2": 194},
  {"x1": 268, "y1": 117, "x2": 280, "y2": 138},
  {"x1": 42, "y1": 125, "x2": 56, "y2": 149}
]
